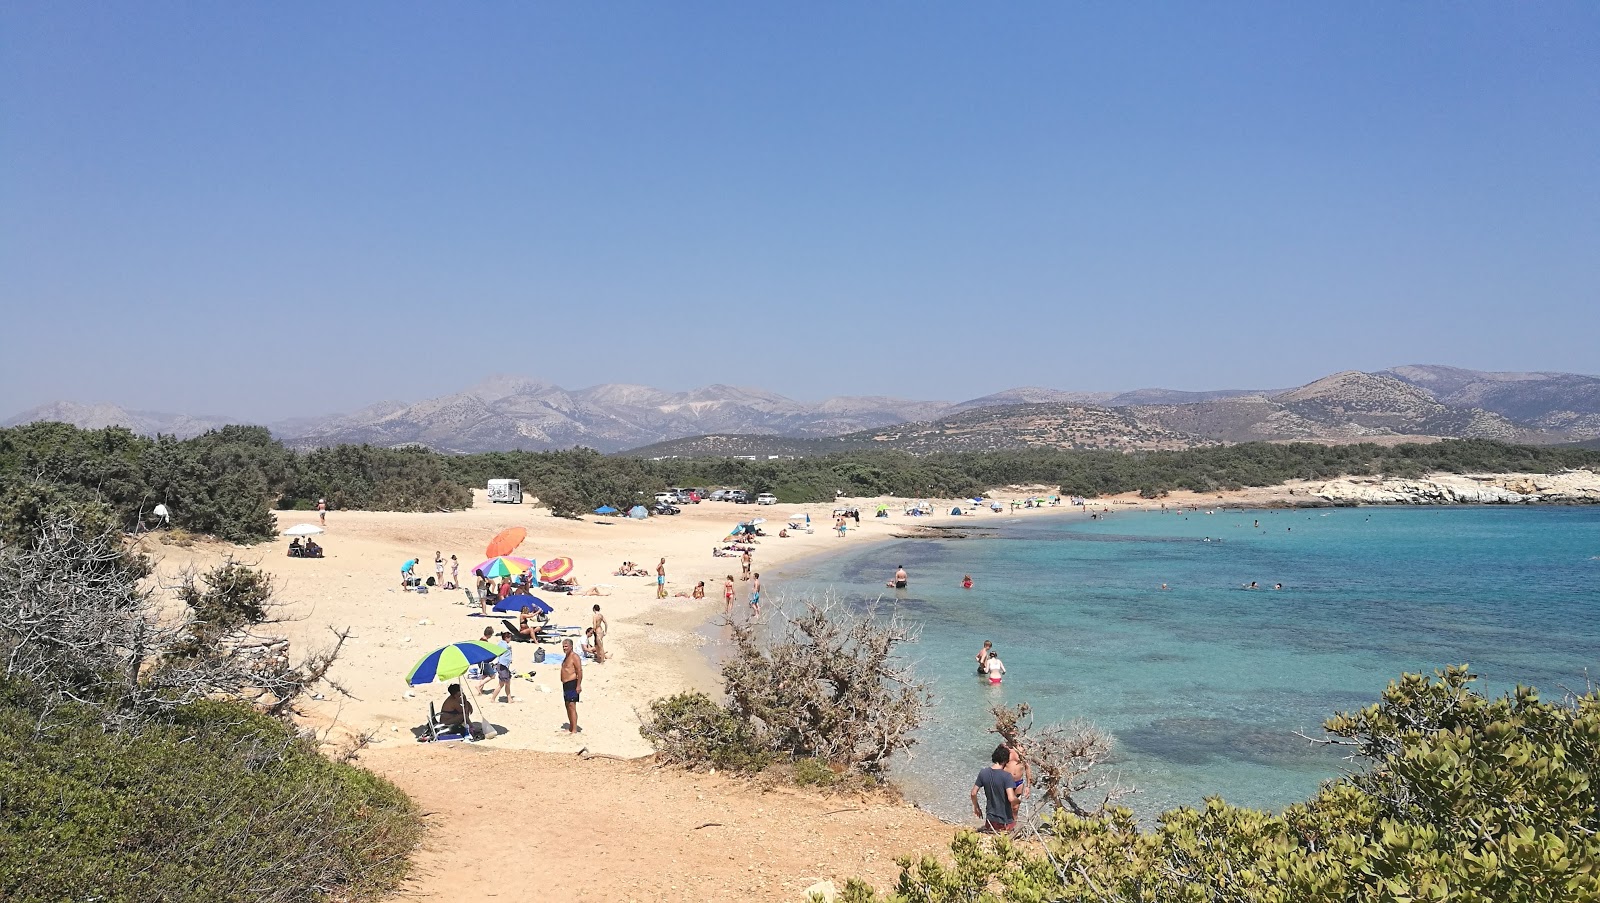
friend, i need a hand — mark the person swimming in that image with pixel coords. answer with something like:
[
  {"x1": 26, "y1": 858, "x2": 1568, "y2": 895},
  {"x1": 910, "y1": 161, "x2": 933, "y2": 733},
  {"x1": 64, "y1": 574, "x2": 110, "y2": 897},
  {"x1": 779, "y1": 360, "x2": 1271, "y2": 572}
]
[{"x1": 962, "y1": 574, "x2": 973, "y2": 590}]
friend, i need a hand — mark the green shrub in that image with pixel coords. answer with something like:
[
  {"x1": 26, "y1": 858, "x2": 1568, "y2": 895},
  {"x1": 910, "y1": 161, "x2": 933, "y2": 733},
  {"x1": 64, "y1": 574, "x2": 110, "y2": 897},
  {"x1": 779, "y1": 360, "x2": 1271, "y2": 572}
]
[
  {"x1": 0, "y1": 681, "x2": 420, "y2": 903},
  {"x1": 640, "y1": 691, "x2": 772, "y2": 772},
  {"x1": 793, "y1": 757, "x2": 839, "y2": 787},
  {"x1": 842, "y1": 666, "x2": 1600, "y2": 902}
]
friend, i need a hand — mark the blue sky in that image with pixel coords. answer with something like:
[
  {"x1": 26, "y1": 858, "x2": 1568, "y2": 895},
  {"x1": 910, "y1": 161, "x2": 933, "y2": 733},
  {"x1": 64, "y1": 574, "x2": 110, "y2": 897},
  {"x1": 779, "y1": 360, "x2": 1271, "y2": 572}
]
[{"x1": 3, "y1": 3, "x2": 1596, "y2": 419}]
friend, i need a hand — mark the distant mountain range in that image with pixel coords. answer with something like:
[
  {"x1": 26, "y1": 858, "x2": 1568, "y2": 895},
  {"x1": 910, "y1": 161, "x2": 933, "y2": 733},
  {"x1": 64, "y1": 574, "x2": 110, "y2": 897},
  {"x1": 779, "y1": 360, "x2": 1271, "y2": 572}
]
[{"x1": 7, "y1": 365, "x2": 1600, "y2": 455}]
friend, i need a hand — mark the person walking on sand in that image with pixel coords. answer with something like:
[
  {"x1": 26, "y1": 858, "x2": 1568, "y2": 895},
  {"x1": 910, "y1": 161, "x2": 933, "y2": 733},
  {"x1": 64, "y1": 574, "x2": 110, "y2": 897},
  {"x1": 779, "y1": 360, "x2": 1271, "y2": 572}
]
[
  {"x1": 723, "y1": 575, "x2": 735, "y2": 613},
  {"x1": 749, "y1": 573, "x2": 762, "y2": 618},
  {"x1": 656, "y1": 558, "x2": 668, "y2": 599},
  {"x1": 741, "y1": 549, "x2": 752, "y2": 580},
  {"x1": 491, "y1": 631, "x2": 515, "y2": 702},
  {"x1": 560, "y1": 638, "x2": 583, "y2": 734},
  {"x1": 316, "y1": 497, "x2": 327, "y2": 527},
  {"x1": 985, "y1": 650, "x2": 1006, "y2": 685},
  {"x1": 590, "y1": 604, "x2": 608, "y2": 662},
  {"x1": 972, "y1": 745, "x2": 1019, "y2": 833},
  {"x1": 475, "y1": 627, "x2": 498, "y2": 696}
]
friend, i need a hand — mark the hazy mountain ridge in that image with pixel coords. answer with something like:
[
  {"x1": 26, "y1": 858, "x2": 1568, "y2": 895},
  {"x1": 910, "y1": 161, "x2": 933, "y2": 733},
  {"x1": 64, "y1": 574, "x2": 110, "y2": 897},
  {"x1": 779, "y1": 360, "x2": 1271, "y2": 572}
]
[{"x1": 9, "y1": 365, "x2": 1597, "y2": 453}]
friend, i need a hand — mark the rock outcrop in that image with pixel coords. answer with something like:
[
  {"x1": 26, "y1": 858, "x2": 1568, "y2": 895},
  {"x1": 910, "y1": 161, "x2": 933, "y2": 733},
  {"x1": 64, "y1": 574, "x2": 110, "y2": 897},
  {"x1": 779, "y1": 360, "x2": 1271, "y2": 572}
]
[{"x1": 1313, "y1": 470, "x2": 1600, "y2": 505}]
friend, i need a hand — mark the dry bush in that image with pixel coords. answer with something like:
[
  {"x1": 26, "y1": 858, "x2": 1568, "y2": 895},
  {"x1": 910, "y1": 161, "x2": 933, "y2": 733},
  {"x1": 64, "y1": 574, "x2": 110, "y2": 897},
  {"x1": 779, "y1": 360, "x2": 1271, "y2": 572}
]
[
  {"x1": 992, "y1": 702, "x2": 1129, "y2": 823},
  {"x1": 723, "y1": 595, "x2": 932, "y2": 775}
]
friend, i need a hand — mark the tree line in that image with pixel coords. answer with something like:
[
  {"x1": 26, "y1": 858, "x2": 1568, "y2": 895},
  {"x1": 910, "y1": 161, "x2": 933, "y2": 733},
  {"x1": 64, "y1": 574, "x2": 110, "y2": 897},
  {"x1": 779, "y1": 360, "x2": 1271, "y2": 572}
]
[{"x1": 6, "y1": 421, "x2": 1597, "y2": 543}]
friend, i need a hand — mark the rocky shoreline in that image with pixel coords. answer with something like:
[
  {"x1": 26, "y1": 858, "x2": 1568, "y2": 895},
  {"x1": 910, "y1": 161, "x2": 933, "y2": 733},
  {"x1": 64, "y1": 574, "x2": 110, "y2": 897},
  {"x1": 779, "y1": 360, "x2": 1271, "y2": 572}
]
[{"x1": 1308, "y1": 470, "x2": 1600, "y2": 506}]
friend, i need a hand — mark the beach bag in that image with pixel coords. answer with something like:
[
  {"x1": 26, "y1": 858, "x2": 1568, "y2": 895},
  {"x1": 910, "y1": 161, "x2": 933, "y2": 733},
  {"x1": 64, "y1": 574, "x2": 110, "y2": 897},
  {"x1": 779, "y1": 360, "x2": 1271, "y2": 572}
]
[{"x1": 533, "y1": 647, "x2": 546, "y2": 663}]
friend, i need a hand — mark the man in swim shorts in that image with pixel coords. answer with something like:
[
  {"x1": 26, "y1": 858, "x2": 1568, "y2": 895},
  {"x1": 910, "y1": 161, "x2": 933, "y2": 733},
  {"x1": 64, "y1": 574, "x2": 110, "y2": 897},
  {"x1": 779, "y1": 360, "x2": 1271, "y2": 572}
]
[
  {"x1": 886, "y1": 566, "x2": 908, "y2": 589},
  {"x1": 560, "y1": 638, "x2": 582, "y2": 733},
  {"x1": 749, "y1": 573, "x2": 761, "y2": 617}
]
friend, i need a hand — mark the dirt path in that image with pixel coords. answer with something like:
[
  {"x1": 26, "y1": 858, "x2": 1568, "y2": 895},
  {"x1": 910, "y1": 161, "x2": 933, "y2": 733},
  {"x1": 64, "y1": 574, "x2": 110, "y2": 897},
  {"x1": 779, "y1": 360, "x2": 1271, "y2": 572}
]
[{"x1": 368, "y1": 745, "x2": 959, "y2": 902}]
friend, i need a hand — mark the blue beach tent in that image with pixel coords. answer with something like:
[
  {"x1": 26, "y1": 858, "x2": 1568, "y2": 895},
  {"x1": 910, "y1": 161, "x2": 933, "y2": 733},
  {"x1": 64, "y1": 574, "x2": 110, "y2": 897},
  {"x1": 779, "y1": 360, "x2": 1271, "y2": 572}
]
[{"x1": 628, "y1": 505, "x2": 649, "y2": 519}]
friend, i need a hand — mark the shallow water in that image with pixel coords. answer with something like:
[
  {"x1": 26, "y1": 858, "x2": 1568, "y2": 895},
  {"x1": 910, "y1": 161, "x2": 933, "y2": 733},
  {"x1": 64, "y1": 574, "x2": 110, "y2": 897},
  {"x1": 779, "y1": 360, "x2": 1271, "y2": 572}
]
[{"x1": 774, "y1": 506, "x2": 1600, "y2": 822}]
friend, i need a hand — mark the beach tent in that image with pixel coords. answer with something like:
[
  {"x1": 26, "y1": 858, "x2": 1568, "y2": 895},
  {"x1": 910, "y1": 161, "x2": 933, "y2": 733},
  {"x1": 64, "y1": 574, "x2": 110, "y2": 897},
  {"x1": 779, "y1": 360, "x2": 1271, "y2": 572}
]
[
  {"x1": 628, "y1": 505, "x2": 648, "y2": 519},
  {"x1": 594, "y1": 506, "x2": 619, "y2": 515},
  {"x1": 951, "y1": 507, "x2": 962, "y2": 515}
]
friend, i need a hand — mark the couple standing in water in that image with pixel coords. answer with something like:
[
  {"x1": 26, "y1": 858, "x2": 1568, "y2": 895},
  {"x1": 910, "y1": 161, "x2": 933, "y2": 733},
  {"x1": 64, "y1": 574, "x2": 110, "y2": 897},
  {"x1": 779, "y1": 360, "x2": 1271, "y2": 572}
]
[{"x1": 975, "y1": 640, "x2": 1005, "y2": 684}]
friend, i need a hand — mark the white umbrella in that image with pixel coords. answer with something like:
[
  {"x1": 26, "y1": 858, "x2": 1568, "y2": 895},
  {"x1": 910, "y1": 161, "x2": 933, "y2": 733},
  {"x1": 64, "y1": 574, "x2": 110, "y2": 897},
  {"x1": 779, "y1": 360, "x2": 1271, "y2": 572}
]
[
  {"x1": 751, "y1": 518, "x2": 766, "y2": 525},
  {"x1": 282, "y1": 523, "x2": 325, "y2": 537}
]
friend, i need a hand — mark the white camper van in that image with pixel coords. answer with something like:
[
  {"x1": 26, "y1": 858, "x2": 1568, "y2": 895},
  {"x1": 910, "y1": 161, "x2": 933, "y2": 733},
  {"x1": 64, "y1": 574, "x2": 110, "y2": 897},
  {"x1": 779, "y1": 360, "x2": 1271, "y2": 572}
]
[{"x1": 486, "y1": 479, "x2": 522, "y2": 504}]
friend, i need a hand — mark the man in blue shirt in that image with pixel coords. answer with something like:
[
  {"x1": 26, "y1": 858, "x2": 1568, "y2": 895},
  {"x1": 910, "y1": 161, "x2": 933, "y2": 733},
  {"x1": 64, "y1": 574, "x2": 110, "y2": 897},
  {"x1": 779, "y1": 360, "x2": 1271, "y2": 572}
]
[{"x1": 971, "y1": 744, "x2": 1019, "y2": 832}]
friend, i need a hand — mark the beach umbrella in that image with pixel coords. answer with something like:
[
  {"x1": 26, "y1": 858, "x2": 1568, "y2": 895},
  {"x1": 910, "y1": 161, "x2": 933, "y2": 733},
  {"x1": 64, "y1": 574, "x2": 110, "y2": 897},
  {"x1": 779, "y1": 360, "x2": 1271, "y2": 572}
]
[
  {"x1": 485, "y1": 526, "x2": 527, "y2": 559},
  {"x1": 475, "y1": 556, "x2": 535, "y2": 579},
  {"x1": 751, "y1": 518, "x2": 766, "y2": 525},
  {"x1": 538, "y1": 557, "x2": 574, "y2": 580},
  {"x1": 594, "y1": 505, "x2": 619, "y2": 515},
  {"x1": 493, "y1": 593, "x2": 555, "y2": 615},
  {"x1": 282, "y1": 523, "x2": 324, "y2": 537},
  {"x1": 405, "y1": 641, "x2": 503, "y2": 686}
]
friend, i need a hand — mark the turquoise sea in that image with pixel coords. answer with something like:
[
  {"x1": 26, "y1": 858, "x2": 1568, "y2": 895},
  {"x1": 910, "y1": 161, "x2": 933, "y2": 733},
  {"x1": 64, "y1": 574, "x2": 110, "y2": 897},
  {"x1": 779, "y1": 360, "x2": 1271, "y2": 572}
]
[{"x1": 773, "y1": 506, "x2": 1600, "y2": 823}]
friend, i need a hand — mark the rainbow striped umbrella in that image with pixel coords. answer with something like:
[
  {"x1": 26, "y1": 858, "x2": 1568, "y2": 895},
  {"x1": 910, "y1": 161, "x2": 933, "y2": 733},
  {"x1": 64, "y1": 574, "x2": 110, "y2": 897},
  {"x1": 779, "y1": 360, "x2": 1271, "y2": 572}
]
[
  {"x1": 474, "y1": 556, "x2": 535, "y2": 579},
  {"x1": 538, "y1": 557, "x2": 574, "y2": 581},
  {"x1": 405, "y1": 641, "x2": 504, "y2": 686}
]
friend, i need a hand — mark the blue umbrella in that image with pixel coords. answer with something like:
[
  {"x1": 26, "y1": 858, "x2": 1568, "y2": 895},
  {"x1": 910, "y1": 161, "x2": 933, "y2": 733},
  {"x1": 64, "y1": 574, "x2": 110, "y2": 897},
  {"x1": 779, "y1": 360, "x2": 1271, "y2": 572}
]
[
  {"x1": 405, "y1": 641, "x2": 503, "y2": 686},
  {"x1": 493, "y1": 593, "x2": 554, "y2": 615},
  {"x1": 594, "y1": 505, "x2": 619, "y2": 514}
]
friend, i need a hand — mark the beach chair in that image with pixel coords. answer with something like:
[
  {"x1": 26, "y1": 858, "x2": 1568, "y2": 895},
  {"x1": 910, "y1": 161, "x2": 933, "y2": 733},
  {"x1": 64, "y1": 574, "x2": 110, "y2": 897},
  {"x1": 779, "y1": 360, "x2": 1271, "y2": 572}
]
[
  {"x1": 424, "y1": 702, "x2": 469, "y2": 742},
  {"x1": 463, "y1": 588, "x2": 479, "y2": 607}
]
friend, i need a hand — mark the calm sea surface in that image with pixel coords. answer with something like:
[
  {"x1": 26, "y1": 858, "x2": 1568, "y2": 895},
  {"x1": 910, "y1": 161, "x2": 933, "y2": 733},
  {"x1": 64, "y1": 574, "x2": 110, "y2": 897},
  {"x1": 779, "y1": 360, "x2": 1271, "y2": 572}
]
[{"x1": 771, "y1": 506, "x2": 1600, "y2": 822}]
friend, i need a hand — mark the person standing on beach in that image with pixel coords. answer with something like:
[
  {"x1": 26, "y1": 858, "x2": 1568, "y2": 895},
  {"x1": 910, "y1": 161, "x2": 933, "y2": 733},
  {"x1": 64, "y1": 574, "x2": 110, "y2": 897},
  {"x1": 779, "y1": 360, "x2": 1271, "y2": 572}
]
[
  {"x1": 749, "y1": 573, "x2": 762, "y2": 618},
  {"x1": 656, "y1": 558, "x2": 668, "y2": 599},
  {"x1": 560, "y1": 638, "x2": 582, "y2": 733},
  {"x1": 591, "y1": 604, "x2": 608, "y2": 662},
  {"x1": 449, "y1": 555, "x2": 459, "y2": 589},
  {"x1": 723, "y1": 575, "x2": 735, "y2": 613},
  {"x1": 434, "y1": 552, "x2": 444, "y2": 587},
  {"x1": 492, "y1": 631, "x2": 515, "y2": 702},
  {"x1": 317, "y1": 497, "x2": 327, "y2": 527},
  {"x1": 971, "y1": 745, "x2": 1018, "y2": 833},
  {"x1": 740, "y1": 550, "x2": 752, "y2": 580}
]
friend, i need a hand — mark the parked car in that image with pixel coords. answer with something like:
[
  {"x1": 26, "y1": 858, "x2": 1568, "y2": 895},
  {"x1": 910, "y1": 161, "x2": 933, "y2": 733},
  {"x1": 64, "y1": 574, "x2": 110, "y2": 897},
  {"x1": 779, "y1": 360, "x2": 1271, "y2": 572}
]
[
  {"x1": 687, "y1": 487, "x2": 707, "y2": 502},
  {"x1": 727, "y1": 489, "x2": 750, "y2": 504},
  {"x1": 654, "y1": 491, "x2": 674, "y2": 504},
  {"x1": 709, "y1": 489, "x2": 730, "y2": 501},
  {"x1": 672, "y1": 489, "x2": 696, "y2": 504},
  {"x1": 651, "y1": 503, "x2": 680, "y2": 516},
  {"x1": 756, "y1": 492, "x2": 777, "y2": 505}
]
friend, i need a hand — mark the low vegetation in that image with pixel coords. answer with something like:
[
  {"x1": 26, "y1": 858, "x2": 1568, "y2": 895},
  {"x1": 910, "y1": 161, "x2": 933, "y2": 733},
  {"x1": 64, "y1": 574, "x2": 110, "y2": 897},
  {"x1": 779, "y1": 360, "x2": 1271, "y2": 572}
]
[
  {"x1": 837, "y1": 666, "x2": 1600, "y2": 902},
  {"x1": 0, "y1": 422, "x2": 470, "y2": 544},
  {"x1": 641, "y1": 597, "x2": 931, "y2": 782},
  {"x1": 7, "y1": 420, "x2": 1596, "y2": 544},
  {"x1": 0, "y1": 516, "x2": 420, "y2": 902}
]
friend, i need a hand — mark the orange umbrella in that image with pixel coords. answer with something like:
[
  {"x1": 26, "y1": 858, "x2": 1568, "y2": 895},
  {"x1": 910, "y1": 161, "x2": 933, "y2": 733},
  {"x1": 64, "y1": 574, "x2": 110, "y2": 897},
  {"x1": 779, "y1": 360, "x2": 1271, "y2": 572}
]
[
  {"x1": 485, "y1": 526, "x2": 527, "y2": 559},
  {"x1": 539, "y1": 557, "x2": 574, "y2": 581}
]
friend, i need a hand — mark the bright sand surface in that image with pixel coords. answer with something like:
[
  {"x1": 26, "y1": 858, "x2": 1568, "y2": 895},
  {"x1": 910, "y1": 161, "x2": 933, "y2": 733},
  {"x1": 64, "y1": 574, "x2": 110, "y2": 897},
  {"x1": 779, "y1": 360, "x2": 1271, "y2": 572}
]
[{"x1": 144, "y1": 483, "x2": 1314, "y2": 901}]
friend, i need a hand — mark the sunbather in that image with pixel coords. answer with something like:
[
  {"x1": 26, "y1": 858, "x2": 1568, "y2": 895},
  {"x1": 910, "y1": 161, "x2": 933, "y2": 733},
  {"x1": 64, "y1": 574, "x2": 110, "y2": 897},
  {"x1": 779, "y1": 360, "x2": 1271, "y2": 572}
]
[{"x1": 439, "y1": 684, "x2": 472, "y2": 733}]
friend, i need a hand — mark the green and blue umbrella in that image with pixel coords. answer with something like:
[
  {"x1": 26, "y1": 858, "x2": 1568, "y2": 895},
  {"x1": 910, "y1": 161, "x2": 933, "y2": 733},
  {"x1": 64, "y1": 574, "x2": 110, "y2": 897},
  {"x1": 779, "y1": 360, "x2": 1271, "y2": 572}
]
[{"x1": 405, "y1": 641, "x2": 504, "y2": 686}]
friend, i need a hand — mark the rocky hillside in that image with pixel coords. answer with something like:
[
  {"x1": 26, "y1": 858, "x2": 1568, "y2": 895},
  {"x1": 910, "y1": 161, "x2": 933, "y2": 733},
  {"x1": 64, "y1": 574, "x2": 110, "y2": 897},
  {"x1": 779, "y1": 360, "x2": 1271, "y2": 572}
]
[
  {"x1": 1380, "y1": 364, "x2": 1600, "y2": 439},
  {"x1": 279, "y1": 376, "x2": 951, "y2": 453},
  {"x1": 1, "y1": 402, "x2": 237, "y2": 439},
  {"x1": 10, "y1": 365, "x2": 1595, "y2": 454}
]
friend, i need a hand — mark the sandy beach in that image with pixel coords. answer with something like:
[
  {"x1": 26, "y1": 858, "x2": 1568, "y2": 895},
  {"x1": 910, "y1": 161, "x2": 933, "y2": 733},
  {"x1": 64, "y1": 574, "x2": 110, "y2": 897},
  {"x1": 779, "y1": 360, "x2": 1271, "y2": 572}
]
[{"x1": 142, "y1": 482, "x2": 1318, "y2": 901}]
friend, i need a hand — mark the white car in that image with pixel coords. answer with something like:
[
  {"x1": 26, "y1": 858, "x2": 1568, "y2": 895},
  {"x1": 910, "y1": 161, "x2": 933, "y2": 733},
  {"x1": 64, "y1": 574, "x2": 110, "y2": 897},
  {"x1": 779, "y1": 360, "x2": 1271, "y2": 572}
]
[
  {"x1": 654, "y1": 492, "x2": 674, "y2": 504},
  {"x1": 756, "y1": 493, "x2": 777, "y2": 505}
]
